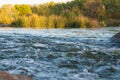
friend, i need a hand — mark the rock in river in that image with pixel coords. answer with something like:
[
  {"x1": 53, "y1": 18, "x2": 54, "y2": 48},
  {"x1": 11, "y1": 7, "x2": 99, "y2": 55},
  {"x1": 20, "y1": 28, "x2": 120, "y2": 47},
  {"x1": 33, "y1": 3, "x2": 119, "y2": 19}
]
[{"x1": 111, "y1": 32, "x2": 120, "y2": 42}]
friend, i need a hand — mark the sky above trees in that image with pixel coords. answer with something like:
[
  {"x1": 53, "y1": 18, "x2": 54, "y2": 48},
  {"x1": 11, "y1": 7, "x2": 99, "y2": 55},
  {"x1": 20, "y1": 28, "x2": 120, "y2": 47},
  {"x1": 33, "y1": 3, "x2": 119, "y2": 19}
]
[{"x1": 0, "y1": 0, "x2": 72, "y2": 7}]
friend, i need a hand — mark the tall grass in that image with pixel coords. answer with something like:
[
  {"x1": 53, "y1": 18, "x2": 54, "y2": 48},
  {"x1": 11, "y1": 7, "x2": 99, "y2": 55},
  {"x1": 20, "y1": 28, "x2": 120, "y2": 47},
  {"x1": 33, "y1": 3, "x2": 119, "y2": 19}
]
[
  {"x1": 12, "y1": 14, "x2": 100, "y2": 29},
  {"x1": 56, "y1": 16, "x2": 67, "y2": 28},
  {"x1": 39, "y1": 16, "x2": 48, "y2": 29},
  {"x1": 48, "y1": 15, "x2": 57, "y2": 28}
]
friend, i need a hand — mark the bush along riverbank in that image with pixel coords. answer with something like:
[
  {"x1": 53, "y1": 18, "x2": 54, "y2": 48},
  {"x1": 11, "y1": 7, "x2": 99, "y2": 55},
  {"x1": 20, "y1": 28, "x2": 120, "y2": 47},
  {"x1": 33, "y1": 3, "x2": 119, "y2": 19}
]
[{"x1": 0, "y1": 0, "x2": 120, "y2": 28}]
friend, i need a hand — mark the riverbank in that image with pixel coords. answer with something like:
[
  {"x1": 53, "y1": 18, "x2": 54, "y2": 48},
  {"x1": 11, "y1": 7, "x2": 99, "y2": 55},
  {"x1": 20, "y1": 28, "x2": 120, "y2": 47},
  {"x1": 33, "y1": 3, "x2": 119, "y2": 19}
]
[{"x1": 0, "y1": 0, "x2": 120, "y2": 29}]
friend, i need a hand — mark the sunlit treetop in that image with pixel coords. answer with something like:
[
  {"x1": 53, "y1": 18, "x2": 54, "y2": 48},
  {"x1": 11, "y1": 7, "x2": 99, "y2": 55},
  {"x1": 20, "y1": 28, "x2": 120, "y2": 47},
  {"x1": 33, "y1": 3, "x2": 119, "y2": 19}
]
[{"x1": 0, "y1": 0, "x2": 73, "y2": 7}]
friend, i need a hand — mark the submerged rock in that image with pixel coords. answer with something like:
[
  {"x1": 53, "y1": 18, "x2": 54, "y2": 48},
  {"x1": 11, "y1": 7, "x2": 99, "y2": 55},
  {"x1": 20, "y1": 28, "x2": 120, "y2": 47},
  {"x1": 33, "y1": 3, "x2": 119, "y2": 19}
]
[
  {"x1": 111, "y1": 32, "x2": 120, "y2": 42},
  {"x1": 0, "y1": 71, "x2": 32, "y2": 80}
]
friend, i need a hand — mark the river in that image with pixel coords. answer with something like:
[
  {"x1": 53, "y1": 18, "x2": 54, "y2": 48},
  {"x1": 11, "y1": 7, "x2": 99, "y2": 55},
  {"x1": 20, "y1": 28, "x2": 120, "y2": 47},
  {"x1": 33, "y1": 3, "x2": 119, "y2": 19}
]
[{"x1": 0, "y1": 27, "x2": 120, "y2": 80}]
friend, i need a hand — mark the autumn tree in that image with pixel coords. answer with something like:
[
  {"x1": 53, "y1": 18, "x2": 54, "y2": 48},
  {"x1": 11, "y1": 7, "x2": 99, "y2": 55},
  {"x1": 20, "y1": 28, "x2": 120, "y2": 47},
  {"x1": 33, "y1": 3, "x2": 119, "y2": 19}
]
[
  {"x1": 83, "y1": 0, "x2": 106, "y2": 20},
  {"x1": 0, "y1": 4, "x2": 18, "y2": 24},
  {"x1": 15, "y1": 4, "x2": 32, "y2": 16}
]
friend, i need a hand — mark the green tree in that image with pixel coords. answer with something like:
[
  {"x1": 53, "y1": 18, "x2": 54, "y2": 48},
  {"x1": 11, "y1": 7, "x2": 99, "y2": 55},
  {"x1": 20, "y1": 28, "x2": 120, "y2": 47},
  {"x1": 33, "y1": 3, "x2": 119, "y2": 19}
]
[{"x1": 102, "y1": 0, "x2": 120, "y2": 19}]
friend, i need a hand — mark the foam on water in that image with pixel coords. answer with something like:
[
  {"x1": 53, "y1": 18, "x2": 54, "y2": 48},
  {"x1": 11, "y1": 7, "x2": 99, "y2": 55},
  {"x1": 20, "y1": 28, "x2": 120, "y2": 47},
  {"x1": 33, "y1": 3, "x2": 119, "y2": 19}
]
[{"x1": 0, "y1": 27, "x2": 120, "y2": 80}]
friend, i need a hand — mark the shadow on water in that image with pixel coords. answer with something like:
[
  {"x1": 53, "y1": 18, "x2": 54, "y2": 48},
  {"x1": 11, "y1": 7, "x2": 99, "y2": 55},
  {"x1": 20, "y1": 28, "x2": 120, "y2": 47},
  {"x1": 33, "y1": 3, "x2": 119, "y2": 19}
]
[{"x1": 0, "y1": 27, "x2": 120, "y2": 80}]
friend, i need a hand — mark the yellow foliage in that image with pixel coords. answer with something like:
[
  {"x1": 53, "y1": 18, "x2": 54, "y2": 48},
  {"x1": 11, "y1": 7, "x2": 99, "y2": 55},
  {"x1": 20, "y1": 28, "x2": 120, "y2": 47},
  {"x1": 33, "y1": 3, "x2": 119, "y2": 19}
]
[
  {"x1": 20, "y1": 16, "x2": 30, "y2": 28},
  {"x1": 76, "y1": 16, "x2": 99, "y2": 28},
  {"x1": 76, "y1": 16, "x2": 89, "y2": 28},
  {"x1": 39, "y1": 16, "x2": 48, "y2": 29},
  {"x1": 47, "y1": 1, "x2": 55, "y2": 7},
  {"x1": 0, "y1": 4, "x2": 18, "y2": 24},
  {"x1": 48, "y1": 15, "x2": 57, "y2": 28},
  {"x1": 57, "y1": 16, "x2": 67, "y2": 28},
  {"x1": 29, "y1": 14, "x2": 40, "y2": 28},
  {"x1": 18, "y1": 14, "x2": 48, "y2": 29}
]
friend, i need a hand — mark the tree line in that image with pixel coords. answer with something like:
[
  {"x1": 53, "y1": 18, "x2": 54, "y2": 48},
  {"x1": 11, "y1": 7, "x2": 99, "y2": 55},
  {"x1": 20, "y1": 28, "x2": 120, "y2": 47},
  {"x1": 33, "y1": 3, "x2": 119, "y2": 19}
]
[{"x1": 0, "y1": 0, "x2": 120, "y2": 29}]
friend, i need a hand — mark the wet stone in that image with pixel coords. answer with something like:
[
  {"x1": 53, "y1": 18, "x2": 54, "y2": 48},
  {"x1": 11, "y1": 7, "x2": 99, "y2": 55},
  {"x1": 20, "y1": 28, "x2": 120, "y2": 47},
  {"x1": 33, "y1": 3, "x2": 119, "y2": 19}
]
[
  {"x1": 0, "y1": 71, "x2": 32, "y2": 80},
  {"x1": 111, "y1": 32, "x2": 120, "y2": 43}
]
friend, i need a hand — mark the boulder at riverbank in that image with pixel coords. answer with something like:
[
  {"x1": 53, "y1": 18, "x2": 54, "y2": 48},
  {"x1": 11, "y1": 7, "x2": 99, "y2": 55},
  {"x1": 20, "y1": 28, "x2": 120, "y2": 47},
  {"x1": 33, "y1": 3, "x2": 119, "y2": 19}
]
[{"x1": 0, "y1": 71, "x2": 32, "y2": 80}]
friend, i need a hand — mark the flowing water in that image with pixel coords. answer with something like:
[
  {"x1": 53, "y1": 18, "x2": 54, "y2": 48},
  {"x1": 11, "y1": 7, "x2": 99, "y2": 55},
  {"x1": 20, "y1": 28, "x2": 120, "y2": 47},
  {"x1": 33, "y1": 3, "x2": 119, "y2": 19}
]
[{"x1": 0, "y1": 27, "x2": 120, "y2": 80}]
